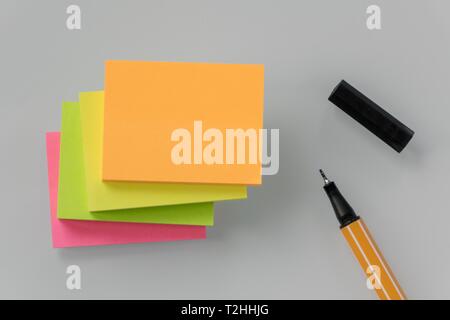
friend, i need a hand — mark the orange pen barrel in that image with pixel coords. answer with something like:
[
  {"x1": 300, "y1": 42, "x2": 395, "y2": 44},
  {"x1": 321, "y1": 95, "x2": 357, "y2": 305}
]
[{"x1": 341, "y1": 218, "x2": 406, "y2": 300}]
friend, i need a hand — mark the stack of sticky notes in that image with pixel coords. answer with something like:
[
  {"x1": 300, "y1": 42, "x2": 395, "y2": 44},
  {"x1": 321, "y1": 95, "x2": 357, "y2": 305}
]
[{"x1": 46, "y1": 61, "x2": 264, "y2": 248}]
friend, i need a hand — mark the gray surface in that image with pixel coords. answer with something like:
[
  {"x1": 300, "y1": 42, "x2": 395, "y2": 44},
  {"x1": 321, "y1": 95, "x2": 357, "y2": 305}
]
[{"x1": 0, "y1": 0, "x2": 448, "y2": 299}]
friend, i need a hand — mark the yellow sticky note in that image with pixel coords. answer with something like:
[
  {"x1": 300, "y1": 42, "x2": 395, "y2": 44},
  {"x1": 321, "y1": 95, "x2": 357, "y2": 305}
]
[{"x1": 79, "y1": 91, "x2": 247, "y2": 212}]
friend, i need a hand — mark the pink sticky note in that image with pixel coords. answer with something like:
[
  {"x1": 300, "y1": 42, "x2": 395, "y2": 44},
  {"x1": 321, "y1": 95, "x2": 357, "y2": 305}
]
[{"x1": 46, "y1": 132, "x2": 206, "y2": 248}]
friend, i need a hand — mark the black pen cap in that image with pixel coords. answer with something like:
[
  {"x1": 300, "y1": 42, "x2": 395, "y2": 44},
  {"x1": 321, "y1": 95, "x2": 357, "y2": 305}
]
[{"x1": 328, "y1": 80, "x2": 415, "y2": 153}]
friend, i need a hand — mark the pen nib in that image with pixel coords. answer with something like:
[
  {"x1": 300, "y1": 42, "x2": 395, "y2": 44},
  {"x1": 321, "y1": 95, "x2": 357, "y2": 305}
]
[{"x1": 319, "y1": 169, "x2": 330, "y2": 185}]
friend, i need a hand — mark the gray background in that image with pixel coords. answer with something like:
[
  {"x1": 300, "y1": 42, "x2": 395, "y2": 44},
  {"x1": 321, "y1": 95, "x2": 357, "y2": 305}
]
[{"x1": 0, "y1": 0, "x2": 448, "y2": 299}]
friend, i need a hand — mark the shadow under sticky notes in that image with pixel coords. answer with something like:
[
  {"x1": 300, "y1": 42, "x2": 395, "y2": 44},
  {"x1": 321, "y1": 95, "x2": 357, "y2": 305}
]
[
  {"x1": 46, "y1": 132, "x2": 206, "y2": 248},
  {"x1": 57, "y1": 102, "x2": 214, "y2": 226},
  {"x1": 103, "y1": 61, "x2": 264, "y2": 185},
  {"x1": 79, "y1": 91, "x2": 247, "y2": 212}
]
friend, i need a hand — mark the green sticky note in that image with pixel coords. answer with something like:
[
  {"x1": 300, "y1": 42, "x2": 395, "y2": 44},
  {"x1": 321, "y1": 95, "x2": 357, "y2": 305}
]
[
  {"x1": 57, "y1": 102, "x2": 214, "y2": 226},
  {"x1": 79, "y1": 91, "x2": 247, "y2": 212}
]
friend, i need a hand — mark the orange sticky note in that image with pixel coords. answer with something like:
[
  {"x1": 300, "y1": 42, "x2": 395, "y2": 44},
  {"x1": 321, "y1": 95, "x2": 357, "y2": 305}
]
[{"x1": 103, "y1": 61, "x2": 264, "y2": 185}]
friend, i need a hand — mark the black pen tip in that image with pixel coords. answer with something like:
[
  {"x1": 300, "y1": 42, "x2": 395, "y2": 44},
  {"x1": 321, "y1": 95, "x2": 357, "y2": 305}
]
[{"x1": 319, "y1": 169, "x2": 330, "y2": 185}]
